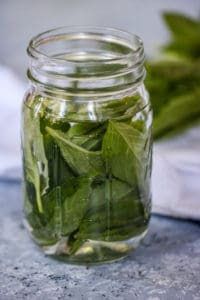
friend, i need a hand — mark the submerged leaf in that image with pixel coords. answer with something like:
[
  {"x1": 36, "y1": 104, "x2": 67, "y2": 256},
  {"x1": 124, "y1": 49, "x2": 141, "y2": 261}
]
[
  {"x1": 61, "y1": 177, "x2": 91, "y2": 235},
  {"x1": 102, "y1": 120, "x2": 147, "y2": 187},
  {"x1": 23, "y1": 102, "x2": 49, "y2": 213},
  {"x1": 67, "y1": 122, "x2": 106, "y2": 151},
  {"x1": 77, "y1": 178, "x2": 146, "y2": 241},
  {"x1": 46, "y1": 127, "x2": 105, "y2": 176}
]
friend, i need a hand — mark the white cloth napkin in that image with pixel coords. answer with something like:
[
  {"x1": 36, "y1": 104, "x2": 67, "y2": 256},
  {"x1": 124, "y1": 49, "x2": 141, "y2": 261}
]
[
  {"x1": 0, "y1": 65, "x2": 200, "y2": 219},
  {"x1": 0, "y1": 65, "x2": 26, "y2": 180},
  {"x1": 153, "y1": 135, "x2": 200, "y2": 220}
]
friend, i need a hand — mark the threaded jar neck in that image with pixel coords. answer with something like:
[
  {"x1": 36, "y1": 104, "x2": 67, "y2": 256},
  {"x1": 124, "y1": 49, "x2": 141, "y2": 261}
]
[{"x1": 27, "y1": 26, "x2": 146, "y2": 97}]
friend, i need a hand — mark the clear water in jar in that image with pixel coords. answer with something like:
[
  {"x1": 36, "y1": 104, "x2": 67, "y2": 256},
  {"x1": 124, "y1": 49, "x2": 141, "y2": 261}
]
[{"x1": 22, "y1": 91, "x2": 152, "y2": 264}]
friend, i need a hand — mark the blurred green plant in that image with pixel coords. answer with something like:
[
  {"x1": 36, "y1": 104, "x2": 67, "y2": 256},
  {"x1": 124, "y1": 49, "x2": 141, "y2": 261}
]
[{"x1": 145, "y1": 12, "x2": 200, "y2": 139}]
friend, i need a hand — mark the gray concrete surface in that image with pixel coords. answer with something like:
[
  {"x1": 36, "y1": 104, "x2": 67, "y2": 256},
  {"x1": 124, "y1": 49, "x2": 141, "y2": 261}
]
[{"x1": 0, "y1": 182, "x2": 200, "y2": 300}]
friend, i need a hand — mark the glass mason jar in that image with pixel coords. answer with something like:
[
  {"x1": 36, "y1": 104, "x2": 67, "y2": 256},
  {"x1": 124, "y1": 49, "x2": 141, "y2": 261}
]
[{"x1": 22, "y1": 26, "x2": 152, "y2": 264}]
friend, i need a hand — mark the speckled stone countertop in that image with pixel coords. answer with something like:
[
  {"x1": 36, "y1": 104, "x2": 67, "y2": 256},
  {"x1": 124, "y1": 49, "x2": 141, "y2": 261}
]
[{"x1": 0, "y1": 182, "x2": 200, "y2": 300}]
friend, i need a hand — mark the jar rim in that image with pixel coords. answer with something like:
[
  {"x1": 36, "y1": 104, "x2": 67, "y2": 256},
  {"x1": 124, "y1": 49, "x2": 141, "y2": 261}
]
[
  {"x1": 27, "y1": 25, "x2": 145, "y2": 96},
  {"x1": 27, "y1": 25, "x2": 144, "y2": 64}
]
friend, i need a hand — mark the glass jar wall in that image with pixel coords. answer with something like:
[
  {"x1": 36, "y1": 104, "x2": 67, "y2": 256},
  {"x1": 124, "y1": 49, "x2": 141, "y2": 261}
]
[{"x1": 22, "y1": 26, "x2": 152, "y2": 264}]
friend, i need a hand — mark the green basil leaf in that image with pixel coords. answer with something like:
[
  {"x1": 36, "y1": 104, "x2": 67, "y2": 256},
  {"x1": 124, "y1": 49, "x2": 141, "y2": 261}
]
[
  {"x1": 153, "y1": 89, "x2": 200, "y2": 139},
  {"x1": 46, "y1": 127, "x2": 105, "y2": 176},
  {"x1": 67, "y1": 122, "x2": 106, "y2": 151},
  {"x1": 102, "y1": 120, "x2": 147, "y2": 186},
  {"x1": 23, "y1": 103, "x2": 49, "y2": 213},
  {"x1": 76, "y1": 178, "x2": 146, "y2": 242},
  {"x1": 163, "y1": 12, "x2": 200, "y2": 39},
  {"x1": 61, "y1": 177, "x2": 91, "y2": 235}
]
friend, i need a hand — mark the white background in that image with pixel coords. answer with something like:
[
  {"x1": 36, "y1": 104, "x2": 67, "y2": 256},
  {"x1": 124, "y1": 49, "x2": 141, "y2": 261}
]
[{"x1": 0, "y1": 0, "x2": 199, "y2": 80}]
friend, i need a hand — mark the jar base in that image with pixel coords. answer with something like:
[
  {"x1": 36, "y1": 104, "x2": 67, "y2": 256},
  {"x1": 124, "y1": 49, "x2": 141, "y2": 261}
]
[{"x1": 41, "y1": 229, "x2": 148, "y2": 265}]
